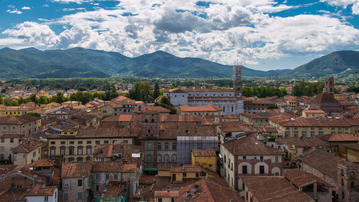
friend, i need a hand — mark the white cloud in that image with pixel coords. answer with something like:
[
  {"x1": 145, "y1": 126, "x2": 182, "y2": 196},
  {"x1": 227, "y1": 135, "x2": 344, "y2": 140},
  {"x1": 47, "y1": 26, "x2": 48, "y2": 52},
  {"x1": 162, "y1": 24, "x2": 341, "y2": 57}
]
[
  {"x1": 320, "y1": 0, "x2": 359, "y2": 14},
  {"x1": 6, "y1": 9, "x2": 22, "y2": 14},
  {"x1": 21, "y1": 6, "x2": 31, "y2": 10},
  {"x1": 1, "y1": 0, "x2": 359, "y2": 66}
]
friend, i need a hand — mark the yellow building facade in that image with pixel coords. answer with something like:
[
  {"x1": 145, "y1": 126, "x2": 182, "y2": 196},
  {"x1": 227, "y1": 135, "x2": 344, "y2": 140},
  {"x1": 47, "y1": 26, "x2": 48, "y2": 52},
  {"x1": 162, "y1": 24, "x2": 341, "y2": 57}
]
[{"x1": 191, "y1": 149, "x2": 217, "y2": 172}]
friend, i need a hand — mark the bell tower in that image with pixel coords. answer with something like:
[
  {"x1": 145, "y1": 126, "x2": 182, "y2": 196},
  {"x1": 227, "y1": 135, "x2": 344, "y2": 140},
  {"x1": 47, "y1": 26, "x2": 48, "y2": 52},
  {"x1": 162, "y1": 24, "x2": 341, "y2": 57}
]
[{"x1": 233, "y1": 65, "x2": 243, "y2": 97}]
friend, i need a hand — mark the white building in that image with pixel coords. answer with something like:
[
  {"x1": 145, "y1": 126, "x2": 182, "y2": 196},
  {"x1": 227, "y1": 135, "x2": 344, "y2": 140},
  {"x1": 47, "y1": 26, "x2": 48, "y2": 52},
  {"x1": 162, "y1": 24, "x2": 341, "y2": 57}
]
[
  {"x1": 164, "y1": 66, "x2": 244, "y2": 115},
  {"x1": 25, "y1": 185, "x2": 58, "y2": 202}
]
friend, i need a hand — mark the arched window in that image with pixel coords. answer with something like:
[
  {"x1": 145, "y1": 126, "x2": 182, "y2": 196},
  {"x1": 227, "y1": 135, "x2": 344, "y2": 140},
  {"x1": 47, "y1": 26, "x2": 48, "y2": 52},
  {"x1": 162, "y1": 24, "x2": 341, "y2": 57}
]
[
  {"x1": 171, "y1": 154, "x2": 177, "y2": 162},
  {"x1": 157, "y1": 154, "x2": 162, "y2": 162}
]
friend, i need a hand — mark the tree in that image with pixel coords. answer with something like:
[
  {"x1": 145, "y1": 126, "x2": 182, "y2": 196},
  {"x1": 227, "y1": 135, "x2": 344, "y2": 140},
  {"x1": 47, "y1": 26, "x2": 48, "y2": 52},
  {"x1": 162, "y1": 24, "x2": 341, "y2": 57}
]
[
  {"x1": 153, "y1": 83, "x2": 160, "y2": 100},
  {"x1": 129, "y1": 82, "x2": 154, "y2": 103}
]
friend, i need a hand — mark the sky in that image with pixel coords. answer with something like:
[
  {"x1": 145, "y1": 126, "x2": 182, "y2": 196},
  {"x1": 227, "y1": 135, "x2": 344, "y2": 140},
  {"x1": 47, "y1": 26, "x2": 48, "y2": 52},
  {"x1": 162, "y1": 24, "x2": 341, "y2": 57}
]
[{"x1": 1, "y1": 0, "x2": 359, "y2": 71}]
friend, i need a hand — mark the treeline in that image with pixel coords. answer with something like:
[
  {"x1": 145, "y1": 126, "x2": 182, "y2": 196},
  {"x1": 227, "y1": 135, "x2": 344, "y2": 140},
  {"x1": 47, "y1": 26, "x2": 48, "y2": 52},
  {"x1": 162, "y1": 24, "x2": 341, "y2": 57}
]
[
  {"x1": 292, "y1": 82, "x2": 325, "y2": 96},
  {"x1": 242, "y1": 86, "x2": 287, "y2": 98},
  {"x1": 0, "y1": 88, "x2": 124, "y2": 106},
  {"x1": 20, "y1": 78, "x2": 118, "y2": 91}
]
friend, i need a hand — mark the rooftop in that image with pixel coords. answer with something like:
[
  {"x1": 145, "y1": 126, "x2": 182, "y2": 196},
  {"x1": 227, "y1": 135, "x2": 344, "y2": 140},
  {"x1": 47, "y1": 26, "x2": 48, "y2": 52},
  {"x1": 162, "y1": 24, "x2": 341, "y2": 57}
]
[
  {"x1": 61, "y1": 162, "x2": 92, "y2": 178},
  {"x1": 222, "y1": 135, "x2": 282, "y2": 156},
  {"x1": 179, "y1": 105, "x2": 222, "y2": 112}
]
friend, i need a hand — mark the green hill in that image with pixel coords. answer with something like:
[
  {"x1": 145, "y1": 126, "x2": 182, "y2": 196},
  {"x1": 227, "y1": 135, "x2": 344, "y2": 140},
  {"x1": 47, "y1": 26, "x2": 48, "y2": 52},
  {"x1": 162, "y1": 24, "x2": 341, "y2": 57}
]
[{"x1": 0, "y1": 47, "x2": 288, "y2": 79}]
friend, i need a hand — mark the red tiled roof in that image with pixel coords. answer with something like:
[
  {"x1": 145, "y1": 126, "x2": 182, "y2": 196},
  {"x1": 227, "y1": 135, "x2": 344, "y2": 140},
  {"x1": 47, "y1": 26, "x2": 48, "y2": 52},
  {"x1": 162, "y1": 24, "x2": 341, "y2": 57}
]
[
  {"x1": 61, "y1": 162, "x2": 92, "y2": 178},
  {"x1": 179, "y1": 105, "x2": 222, "y2": 112},
  {"x1": 12, "y1": 139, "x2": 43, "y2": 153},
  {"x1": 25, "y1": 184, "x2": 57, "y2": 196},
  {"x1": 222, "y1": 135, "x2": 282, "y2": 156},
  {"x1": 328, "y1": 134, "x2": 359, "y2": 142},
  {"x1": 241, "y1": 176, "x2": 314, "y2": 202}
]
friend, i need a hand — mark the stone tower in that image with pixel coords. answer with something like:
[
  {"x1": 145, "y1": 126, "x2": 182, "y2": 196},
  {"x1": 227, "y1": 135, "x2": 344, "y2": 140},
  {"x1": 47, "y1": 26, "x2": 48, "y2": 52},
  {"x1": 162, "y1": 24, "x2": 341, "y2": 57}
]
[
  {"x1": 233, "y1": 65, "x2": 243, "y2": 97},
  {"x1": 324, "y1": 77, "x2": 334, "y2": 93}
]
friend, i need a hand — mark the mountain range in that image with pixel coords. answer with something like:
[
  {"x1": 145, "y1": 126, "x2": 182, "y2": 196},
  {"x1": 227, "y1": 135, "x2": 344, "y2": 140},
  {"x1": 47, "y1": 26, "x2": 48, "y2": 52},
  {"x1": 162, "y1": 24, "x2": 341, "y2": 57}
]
[{"x1": 0, "y1": 47, "x2": 357, "y2": 79}]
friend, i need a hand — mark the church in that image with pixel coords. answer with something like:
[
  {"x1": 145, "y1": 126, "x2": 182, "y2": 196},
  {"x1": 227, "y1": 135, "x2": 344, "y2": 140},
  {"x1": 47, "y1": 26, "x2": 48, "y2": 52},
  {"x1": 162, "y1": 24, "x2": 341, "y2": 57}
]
[{"x1": 164, "y1": 66, "x2": 244, "y2": 115}]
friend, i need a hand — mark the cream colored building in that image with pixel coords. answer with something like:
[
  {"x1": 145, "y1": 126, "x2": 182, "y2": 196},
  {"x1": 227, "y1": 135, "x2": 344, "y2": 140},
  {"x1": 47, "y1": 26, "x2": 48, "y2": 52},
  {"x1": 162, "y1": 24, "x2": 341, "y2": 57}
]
[
  {"x1": 220, "y1": 136, "x2": 282, "y2": 190},
  {"x1": 269, "y1": 117, "x2": 355, "y2": 138},
  {"x1": 48, "y1": 127, "x2": 138, "y2": 162},
  {"x1": 12, "y1": 139, "x2": 43, "y2": 167}
]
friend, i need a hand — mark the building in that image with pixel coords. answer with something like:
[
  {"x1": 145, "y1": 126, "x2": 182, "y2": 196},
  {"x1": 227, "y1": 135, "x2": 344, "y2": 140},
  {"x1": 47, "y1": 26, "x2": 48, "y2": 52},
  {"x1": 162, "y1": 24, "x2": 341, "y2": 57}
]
[
  {"x1": 299, "y1": 150, "x2": 359, "y2": 201},
  {"x1": 191, "y1": 148, "x2": 217, "y2": 172},
  {"x1": 92, "y1": 161, "x2": 142, "y2": 198},
  {"x1": 275, "y1": 137, "x2": 328, "y2": 160},
  {"x1": 302, "y1": 109, "x2": 326, "y2": 118},
  {"x1": 12, "y1": 139, "x2": 44, "y2": 167},
  {"x1": 0, "y1": 115, "x2": 41, "y2": 136},
  {"x1": 0, "y1": 134, "x2": 24, "y2": 163},
  {"x1": 319, "y1": 133, "x2": 359, "y2": 158},
  {"x1": 220, "y1": 135, "x2": 283, "y2": 190},
  {"x1": 157, "y1": 164, "x2": 208, "y2": 183},
  {"x1": 178, "y1": 105, "x2": 222, "y2": 116},
  {"x1": 25, "y1": 184, "x2": 58, "y2": 202},
  {"x1": 270, "y1": 116, "x2": 356, "y2": 138},
  {"x1": 163, "y1": 66, "x2": 244, "y2": 115},
  {"x1": 61, "y1": 162, "x2": 92, "y2": 202},
  {"x1": 48, "y1": 127, "x2": 139, "y2": 163},
  {"x1": 0, "y1": 102, "x2": 39, "y2": 117}
]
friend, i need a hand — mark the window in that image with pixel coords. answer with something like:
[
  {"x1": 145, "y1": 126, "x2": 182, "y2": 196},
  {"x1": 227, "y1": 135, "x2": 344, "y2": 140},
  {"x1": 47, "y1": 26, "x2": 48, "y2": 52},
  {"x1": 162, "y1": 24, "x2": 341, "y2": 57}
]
[
  {"x1": 33, "y1": 151, "x2": 36, "y2": 158},
  {"x1": 165, "y1": 142, "x2": 169, "y2": 150},
  {"x1": 122, "y1": 140, "x2": 128, "y2": 144},
  {"x1": 60, "y1": 146, "x2": 66, "y2": 155},
  {"x1": 157, "y1": 143, "x2": 162, "y2": 151},
  {"x1": 242, "y1": 165, "x2": 248, "y2": 174},
  {"x1": 69, "y1": 147, "x2": 74, "y2": 155},
  {"x1": 50, "y1": 141, "x2": 55, "y2": 145},
  {"x1": 86, "y1": 146, "x2": 92, "y2": 155},
  {"x1": 69, "y1": 141, "x2": 74, "y2": 144},
  {"x1": 302, "y1": 130, "x2": 307, "y2": 137},
  {"x1": 243, "y1": 156, "x2": 246, "y2": 160},
  {"x1": 172, "y1": 143, "x2": 177, "y2": 150},
  {"x1": 96, "y1": 173, "x2": 99, "y2": 179},
  {"x1": 106, "y1": 174, "x2": 109, "y2": 180},
  {"x1": 78, "y1": 141, "x2": 83, "y2": 144},
  {"x1": 260, "y1": 156, "x2": 264, "y2": 162},
  {"x1": 64, "y1": 193, "x2": 68, "y2": 201},
  {"x1": 96, "y1": 141, "x2": 100, "y2": 144},
  {"x1": 77, "y1": 192, "x2": 83, "y2": 200},
  {"x1": 114, "y1": 174, "x2": 118, "y2": 180},
  {"x1": 87, "y1": 141, "x2": 91, "y2": 144},
  {"x1": 78, "y1": 179, "x2": 83, "y2": 186},
  {"x1": 275, "y1": 155, "x2": 279, "y2": 163},
  {"x1": 145, "y1": 143, "x2": 153, "y2": 150},
  {"x1": 259, "y1": 165, "x2": 265, "y2": 174},
  {"x1": 104, "y1": 140, "x2": 109, "y2": 144},
  {"x1": 50, "y1": 147, "x2": 56, "y2": 156},
  {"x1": 10, "y1": 138, "x2": 13, "y2": 143},
  {"x1": 1, "y1": 138, "x2": 4, "y2": 143},
  {"x1": 61, "y1": 141, "x2": 65, "y2": 144},
  {"x1": 77, "y1": 146, "x2": 83, "y2": 155},
  {"x1": 45, "y1": 196, "x2": 48, "y2": 202}
]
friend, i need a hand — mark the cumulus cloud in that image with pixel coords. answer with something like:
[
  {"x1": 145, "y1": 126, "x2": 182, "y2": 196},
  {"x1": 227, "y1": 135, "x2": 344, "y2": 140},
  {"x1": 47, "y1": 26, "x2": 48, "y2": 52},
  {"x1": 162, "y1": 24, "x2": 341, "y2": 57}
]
[
  {"x1": 321, "y1": 0, "x2": 359, "y2": 14},
  {"x1": 1, "y1": 0, "x2": 359, "y2": 66}
]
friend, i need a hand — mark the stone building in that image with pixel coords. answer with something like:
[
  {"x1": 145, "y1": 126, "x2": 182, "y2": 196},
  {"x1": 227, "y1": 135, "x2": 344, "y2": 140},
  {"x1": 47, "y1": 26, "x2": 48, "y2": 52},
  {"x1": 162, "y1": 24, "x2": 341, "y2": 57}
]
[{"x1": 0, "y1": 115, "x2": 41, "y2": 136}]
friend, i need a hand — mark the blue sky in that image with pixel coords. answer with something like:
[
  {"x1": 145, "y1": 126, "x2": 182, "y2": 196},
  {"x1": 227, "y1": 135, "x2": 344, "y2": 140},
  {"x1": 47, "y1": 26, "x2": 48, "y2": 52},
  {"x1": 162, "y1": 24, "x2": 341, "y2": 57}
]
[{"x1": 1, "y1": 0, "x2": 359, "y2": 70}]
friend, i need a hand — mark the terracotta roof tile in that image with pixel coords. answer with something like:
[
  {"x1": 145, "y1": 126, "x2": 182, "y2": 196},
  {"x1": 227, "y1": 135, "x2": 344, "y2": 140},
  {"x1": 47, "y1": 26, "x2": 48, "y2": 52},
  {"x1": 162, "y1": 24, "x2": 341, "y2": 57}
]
[
  {"x1": 12, "y1": 139, "x2": 43, "y2": 153},
  {"x1": 222, "y1": 136, "x2": 282, "y2": 156},
  {"x1": 241, "y1": 176, "x2": 314, "y2": 202},
  {"x1": 328, "y1": 134, "x2": 359, "y2": 142},
  {"x1": 61, "y1": 162, "x2": 92, "y2": 178},
  {"x1": 179, "y1": 105, "x2": 222, "y2": 112}
]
